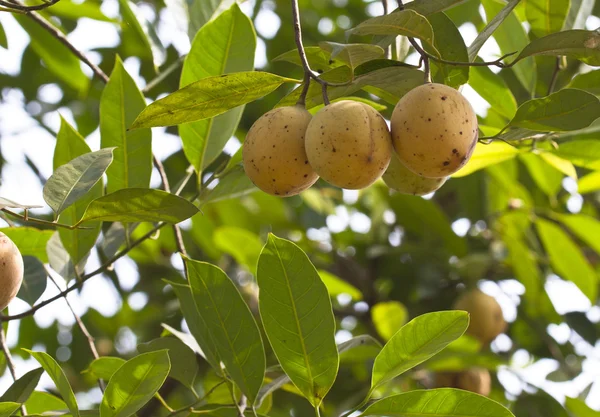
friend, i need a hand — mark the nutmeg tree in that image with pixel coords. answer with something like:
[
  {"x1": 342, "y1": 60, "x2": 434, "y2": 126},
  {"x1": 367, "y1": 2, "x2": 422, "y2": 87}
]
[{"x1": 0, "y1": 0, "x2": 599, "y2": 416}]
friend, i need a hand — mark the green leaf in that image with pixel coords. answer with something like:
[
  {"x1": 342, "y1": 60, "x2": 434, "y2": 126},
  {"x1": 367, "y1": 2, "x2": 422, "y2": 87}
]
[
  {"x1": 468, "y1": 0, "x2": 520, "y2": 61},
  {"x1": 16, "y1": 256, "x2": 47, "y2": 306},
  {"x1": 519, "y1": 153, "x2": 564, "y2": 196},
  {"x1": 214, "y1": 227, "x2": 262, "y2": 274},
  {"x1": 319, "y1": 42, "x2": 385, "y2": 70},
  {"x1": 372, "y1": 301, "x2": 408, "y2": 341},
  {"x1": 0, "y1": 197, "x2": 41, "y2": 211},
  {"x1": 257, "y1": 235, "x2": 339, "y2": 407},
  {"x1": 25, "y1": 350, "x2": 80, "y2": 417},
  {"x1": 468, "y1": 65, "x2": 517, "y2": 119},
  {"x1": 578, "y1": 170, "x2": 600, "y2": 193},
  {"x1": 0, "y1": 368, "x2": 44, "y2": 404},
  {"x1": 166, "y1": 282, "x2": 222, "y2": 372},
  {"x1": 371, "y1": 311, "x2": 469, "y2": 391},
  {"x1": 0, "y1": 402, "x2": 21, "y2": 417},
  {"x1": 552, "y1": 140, "x2": 600, "y2": 169},
  {"x1": 100, "y1": 57, "x2": 152, "y2": 193},
  {"x1": 502, "y1": 235, "x2": 542, "y2": 317},
  {"x1": 564, "y1": 0, "x2": 596, "y2": 30},
  {"x1": 565, "y1": 397, "x2": 600, "y2": 417},
  {"x1": 100, "y1": 351, "x2": 171, "y2": 417},
  {"x1": 508, "y1": 89, "x2": 600, "y2": 131},
  {"x1": 184, "y1": 258, "x2": 266, "y2": 403},
  {"x1": 567, "y1": 69, "x2": 600, "y2": 95},
  {"x1": 79, "y1": 189, "x2": 199, "y2": 225},
  {"x1": 526, "y1": 0, "x2": 570, "y2": 38},
  {"x1": 180, "y1": 3, "x2": 256, "y2": 176},
  {"x1": 118, "y1": 0, "x2": 166, "y2": 68},
  {"x1": 132, "y1": 72, "x2": 298, "y2": 129},
  {"x1": 347, "y1": 10, "x2": 437, "y2": 53},
  {"x1": 201, "y1": 165, "x2": 256, "y2": 204},
  {"x1": 0, "y1": 228, "x2": 53, "y2": 263},
  {"x1": 46, "y1": 0, "x2": 115, "y2": 22},
  {"x1": 361, "y1": 388, "x2": 515, "y2": 417},
  {"x1": 24, "y1": 391, "x2": 67, "y2": 414},
  {"x1": 138, "y1": 337, "x2": 199, "y2": 390},
  {"x1": 0, "y1": 22, "x2": 7, "y2": 49},
  {"x1": 539, "y1": 152, "x2": 578, "y2": 179},
  {"x1": 318, "y1": 270, "x2": 363, "y2": 301},
  {"x1": 54, "y1": 117, "x2": 103, "y2": 265},
  {"x1": 47, "y1": 231, "x2": 84, "y2": 280},
  {"x1": 273, "y1": 46, "x2": 340, "y2": 71},
  {"x1": 482, "y1": 0, "x2": 536, "y2": 92},
  {"x1": 44, "y1": 148, "x2": 114, "y2": 216},
  {"x1": 83, "y1": 357, "x2": 126, "y2": 381},
  {"x1": 13, "y1": 16, "x2": 89, "y2": 94},
  {"x1": 557, "y1": 214, "x2": 600, "y2": 256},
  {"x1": 512, "y1": 30, "x2": 600, "y2": 66},
  {"x1": 405, "y1": 0, "x2": 470, "y2": 15},
  {"x1": 427, "y1": 12, "x2": 469, "y2": 87},
  {"x1": 536, "y1": 218, "x2": 597, "y2": 302},
  {"x1": 187, "y1": 0, "x2": 236, "y2": 38}
]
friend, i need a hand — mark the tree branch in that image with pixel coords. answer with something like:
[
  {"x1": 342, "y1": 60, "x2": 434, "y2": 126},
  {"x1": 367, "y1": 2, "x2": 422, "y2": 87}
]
[{"x1": 0, "y1": 0, "x2": 59, "y2": 12}]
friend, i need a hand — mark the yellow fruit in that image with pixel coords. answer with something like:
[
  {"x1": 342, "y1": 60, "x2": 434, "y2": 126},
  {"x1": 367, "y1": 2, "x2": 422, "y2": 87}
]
[
  {"x1": 434, "y1": 368, "x2": 492, "y2": 396},
  {"x1": 305, "y1": 100, "x2": 392, "y2": 189},
  {"x1": 0, "y1": 232, "x2": 24, "y2": 311},
  {"x1": 453, "y1": 289, "x2": 506, "y2": 344},
  {"x1": 383, "y1": 151, "x2": 447, "y2": 195},
  {"x1": 456, "y1": 368, "x2": 492, "y2": 396},
  {"x1": 391, "y1": 83, "x2": 478, "y2": 178},
  {"x1": 243, "y1": 105, "x2": 318, "y2": 197}
]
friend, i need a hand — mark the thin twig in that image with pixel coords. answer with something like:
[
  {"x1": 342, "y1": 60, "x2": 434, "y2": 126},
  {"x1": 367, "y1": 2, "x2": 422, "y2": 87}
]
[
  {"x1": 0, "y1": 0, "x2": 59, "y2": 12},
  {"x1": 296, "y1": 72, "x2": 311, "y2": 107},
  {"x1": 153, "y1": 155, "x2": 188, "y2": 257},
  {"x1": 143, "y1": 55, "x2": 186, "y2": 94},
  {"x1": 11, "y1": 0, "x2": 109, "y2": 83},
  {"x1": 167, "y1": 380, "x2": 228, "y2": 417},
  {"x1": 381, "y1": 0, "x2": 391, "y2": 59},
  {"x1": 547, "y1": 57, "x2": 561, "y2": 96},
  {"x1": 47, "y1": 273, "x2": 105, "y2": 392},
  {"x1": 0, "y1": 327, "x2": 27, "y2": 415},
  {"x1": 1, "y1": 208, "x2": 90, "y2": 230}
]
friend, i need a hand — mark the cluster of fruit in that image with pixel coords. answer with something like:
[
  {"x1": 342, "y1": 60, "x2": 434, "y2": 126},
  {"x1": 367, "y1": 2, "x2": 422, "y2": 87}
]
[
  {"x1": 243, "y1": 83, "x2": 479, "y2": 197},
  {"x1": 433, "y1": 289, "x2": 507, "y2": 396}
]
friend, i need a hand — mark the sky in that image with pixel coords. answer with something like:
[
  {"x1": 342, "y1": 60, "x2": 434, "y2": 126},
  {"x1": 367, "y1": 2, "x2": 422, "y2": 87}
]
[{"x1": 0, "y1": 0, "x2": 599, "y2": 411}]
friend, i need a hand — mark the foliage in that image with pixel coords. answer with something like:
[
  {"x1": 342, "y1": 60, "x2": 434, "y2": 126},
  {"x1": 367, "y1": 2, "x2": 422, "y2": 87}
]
[{"x1": 0, "y1": 0, "x2": 599, "y2": 416}]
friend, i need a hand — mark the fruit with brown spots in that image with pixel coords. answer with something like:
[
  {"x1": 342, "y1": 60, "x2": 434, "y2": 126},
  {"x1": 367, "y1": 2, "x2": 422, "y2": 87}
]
[
  {"x1": 391, "y1": 83, "x2": 478, "y2": 178},
  {"x1": 434, "y1": 368, "x2": 492, "y2": 396},
  {"x1": 383, "y1": 151, "x2": 447, "y2": 195},
  {"x1": 305, "y1": 100, "x2": 392, "y2": 189},
  {"x1": 0, "y1": 232, "x2": 24, "y2": 311},
  {"x1": 243, "y1": 105, "x2": 318, "y2": 197},
  {"x1": 453, "y1": 289, "x2": 506, "y2": 344}
]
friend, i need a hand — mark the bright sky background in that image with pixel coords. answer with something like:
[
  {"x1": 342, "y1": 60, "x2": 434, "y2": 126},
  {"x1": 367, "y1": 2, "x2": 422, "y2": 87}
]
[{"x1": 0, "y1": 0, "x2": 599, "y2": 411}]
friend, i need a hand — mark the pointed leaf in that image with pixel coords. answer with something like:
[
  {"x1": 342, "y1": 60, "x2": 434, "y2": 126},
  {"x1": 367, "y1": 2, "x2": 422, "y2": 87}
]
[
  {"x1": 131, "y1": 72, "x2": 298, "y2": 129},
  {"x1": 16, "y1": 256, "x2": 47, "y2": 305},
  {"x1": 44, "y1": 148, "x2": 114, "y2": 215},
  {"x1": 24, "y1": 391, "x2": 67, "y2": 414},
  {"x1": 468, "y1": 0, "x2": 520, "y2": 61},
  {"x1": 79, "y1": 189, "x2": 199, "y2": 224},
  {"x1": 371, "y1": 311, "x2": 468, "y2": 390},
  {"x1": 180, "y1": 3, "x2": 256, "y2": 176},
  {"x1": 508, "y1": 89, "x2": 600, "y2": 131},
  {"x1": 0, "y1": 402, "x2": 21, "y2": 417},
  {"x1": 257, "y1": 235, "x2": 339, "y2": 407},
  {"x1": 47, "y1": 231, "x2": 84, "y2": 280},
  {"x1": 100, "y1": 351, "x2": 171, "y2": 417},
  {"x1": 0, "y1": 368, "x2": 44, "y2": 404},
  {"x1": 372, "y1": 301, "x2": 408, "y2": 341},
  {"x1": 100, "y1": 57, "x2": 152, "y2": 193},
  {"x1": 0, "y1": 197, "x2": 42, "y2": 210},
  {"x1": 319, "y1": 42, "x2": 385, "y2": 69},
  {"x1": 184, "y1": 258, "x2": 266, "y2": 404},
  {"x1": 536, "y1": 218, "x2": 597, "y2": 302},
  {"x1": 405, "y1": 0, "x2": 470, "y2": 15},
  {"x1": 201, "y1": 165, "x2": 256, "y2": 204},
  {"x1": 426, "y1": 12, "x2": 469, "y2": 87},
  {"x1": 138, "y1": 337, "x2": 199, "y2": 389},
  {"x1": 83, "y1": 357, "x2": 126, "y2": 381},
  {"x1": 214, "y1": 227, "x2": 262, "y2": 274},
  {"x1": 187, "y1": 0, "x2": 236, "y2": 38},
  {"x1": 118, "y1": 0, "x2": 166, "y2": 67},
  {"x1": 552, "y1": 140, "x2": 600, "y2": 169},
  {"x1": 0, "y1": 23, "x2": 6, "y2": 49},
  {"x1": 578, "y1": 170, "x2": 600, "y2": 193},
  {"x1": 347, "y1": 10, "x2": 437, "y2": 53},
  {"x1": 526, "y1": 0, "x2": 570, "y2": 38},
  {"x1": 512, "y1": 29, "x2": 600, "y2": 66},
  {"x1": 519, "y1": 153, "x2": 564, "y2": 196},
  {"x1": 557, "y1": 214, "x2": 600, "y2": 256},
  {"x1": 318, "y1": 270, "x2": 363, "y2": 301},
  {"x1": 54, "y1": 118, "x2": 103, "y2": 265},
  {"x1": 468, "y1": 65, "x2": 517, "y2": 119},
  {"x1": 25, "y1": 350, "x2": 80, "y2": 417},
  {"x1": 361, "y1": 388, "x2": 514, "y2": 417},
  {"x1": 567, "y1": 69, "x2": 600, "y2": 95}
]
